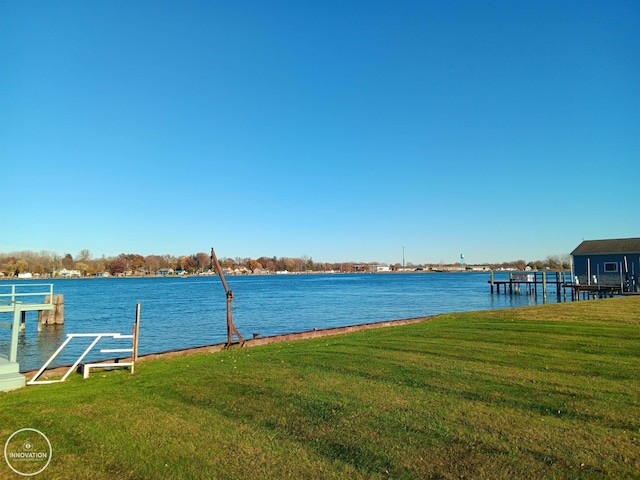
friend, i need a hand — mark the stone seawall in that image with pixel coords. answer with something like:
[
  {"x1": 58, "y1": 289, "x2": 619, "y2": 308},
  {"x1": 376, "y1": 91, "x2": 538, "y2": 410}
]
[{"x1": 22, "y1": 315, "x2": 433, "y2": 381}]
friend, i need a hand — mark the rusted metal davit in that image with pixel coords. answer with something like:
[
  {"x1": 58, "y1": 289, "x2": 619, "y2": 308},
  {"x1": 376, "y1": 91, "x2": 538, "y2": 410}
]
[{"x1": 210, "y1": 247, "x2": 245, "y2": 348}]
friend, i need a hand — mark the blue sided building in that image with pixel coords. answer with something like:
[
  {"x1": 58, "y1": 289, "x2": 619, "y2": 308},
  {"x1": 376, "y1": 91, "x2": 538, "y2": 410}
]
[{"x1": 571, "y1": 237, "x2": 640, "y2": 292}]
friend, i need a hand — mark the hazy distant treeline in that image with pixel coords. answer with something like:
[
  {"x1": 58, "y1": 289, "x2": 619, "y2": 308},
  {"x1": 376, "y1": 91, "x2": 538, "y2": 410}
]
[{"x1": 0, "y1": 249, "x2": 570, "y2": 277}]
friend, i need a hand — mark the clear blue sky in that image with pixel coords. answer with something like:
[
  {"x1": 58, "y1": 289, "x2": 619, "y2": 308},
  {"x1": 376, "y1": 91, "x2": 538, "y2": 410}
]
[{"x1": 1, "y1": 1, "x2": 638, "y2": 265}]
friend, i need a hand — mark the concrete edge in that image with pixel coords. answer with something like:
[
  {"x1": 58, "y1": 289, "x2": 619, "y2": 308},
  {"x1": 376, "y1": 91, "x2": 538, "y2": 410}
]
[{"x1": 21, "y1": 315, "x2": 434, "y2": 381}]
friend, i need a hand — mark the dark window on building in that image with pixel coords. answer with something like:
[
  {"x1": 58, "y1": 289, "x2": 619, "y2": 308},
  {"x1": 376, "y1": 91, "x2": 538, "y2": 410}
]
[{"x1": 604, "y1": 262, "x2": 618, "y2": 273}]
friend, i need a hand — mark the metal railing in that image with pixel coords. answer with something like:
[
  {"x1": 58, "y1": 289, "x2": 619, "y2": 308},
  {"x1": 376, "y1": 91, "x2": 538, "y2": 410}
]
[
  {"x1": 27, "y1": 333, "x2": 135, "y2": 384},
  {"x1": 0, "y1": 284, "x2": 54, "y2": 310},
  {"x1": 0, "y1": 284, "x2": 55, "y2": 363},
  {"x1": 27, "y1": 303, "x2": 141, "y2": 384}
]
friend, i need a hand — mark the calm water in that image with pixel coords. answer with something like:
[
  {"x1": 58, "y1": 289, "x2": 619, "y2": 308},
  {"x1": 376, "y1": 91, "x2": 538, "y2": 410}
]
[{"x1": 1, "y1": 272, "x2": 571, "y2": 371}]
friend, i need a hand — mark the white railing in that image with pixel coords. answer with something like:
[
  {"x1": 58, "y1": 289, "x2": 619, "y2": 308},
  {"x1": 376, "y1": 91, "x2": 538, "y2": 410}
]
[
  {"x1": 28, "y1": 303, "x2": 141, "y2": 384},
  {"x1": 27, "y1": 333, "x2": 135, "y2": 385}
]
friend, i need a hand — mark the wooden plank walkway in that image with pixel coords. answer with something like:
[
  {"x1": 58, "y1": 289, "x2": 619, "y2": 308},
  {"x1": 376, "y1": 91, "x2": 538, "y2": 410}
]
[{"x1": 565, "y1": 284, "x2": 623, "y2": 300}]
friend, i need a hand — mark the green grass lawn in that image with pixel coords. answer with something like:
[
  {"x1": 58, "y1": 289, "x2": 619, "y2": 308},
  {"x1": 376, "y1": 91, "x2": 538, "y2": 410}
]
[{"x1": 1, "y1": 297, "x2": 639, "y2": 479}]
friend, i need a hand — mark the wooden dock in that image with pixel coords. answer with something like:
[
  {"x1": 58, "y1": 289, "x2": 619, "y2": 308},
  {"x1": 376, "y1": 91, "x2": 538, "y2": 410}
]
[
  {"x1": 489, "y1": 270, "x2": 570, "y2": 298},
  {"x1": 488, "y1": 270, "x2": 630, "y2": 301},
  {"x1": 565, "y1": 284, "x2": 623, "y2": 300}
]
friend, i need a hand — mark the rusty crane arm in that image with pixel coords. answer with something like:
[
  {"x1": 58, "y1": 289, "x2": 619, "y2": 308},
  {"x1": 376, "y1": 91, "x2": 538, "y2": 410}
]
[{"x1": 211, "y1": 247, "x2": 245, "y2": 348}]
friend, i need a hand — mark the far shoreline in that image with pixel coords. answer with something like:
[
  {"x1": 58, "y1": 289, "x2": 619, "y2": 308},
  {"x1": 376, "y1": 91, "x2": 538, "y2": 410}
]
[{"x1": 1, "y1": 269, "x2": 496, "y2": 282}]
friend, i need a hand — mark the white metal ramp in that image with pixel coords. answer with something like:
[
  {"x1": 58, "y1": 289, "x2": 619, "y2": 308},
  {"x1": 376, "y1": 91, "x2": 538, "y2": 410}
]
[{"x1": 28, "y1": 333, "x2": 135, "y2": 385}]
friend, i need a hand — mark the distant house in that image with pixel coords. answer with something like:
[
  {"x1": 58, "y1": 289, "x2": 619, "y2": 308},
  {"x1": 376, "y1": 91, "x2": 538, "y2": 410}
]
[
  {"x1": 96, "y1": 271, "x2": 110, "y2": 277},
  {"x1": 157, "y1": 268, "x2": 174, "y2": 275},
  {"x1": 58, "y1": 269, "x2": 81, "y2": 277},
  {"x1": 469, "y1": 265, "x2": 491, "y2": 272},
  {"x1": 371, "y1": 265, "x2": 390, "y2": 273},
  {"x1": 571, "y1": 238, "x2": 640, "y2": 291}
]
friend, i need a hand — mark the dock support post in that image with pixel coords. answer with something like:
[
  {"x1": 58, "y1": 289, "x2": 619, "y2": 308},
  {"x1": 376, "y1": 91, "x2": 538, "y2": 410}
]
[
  {"x1": 542, "y1": 271, "x2": 547, "y2": 302},
  {"x1": 509, "y1": 272, "x2": 513, "y2": 294},
  {"x1": 490, "y1": 270, "x2": 494, "y2": 294},
  {"x1": 10, "y1": 302, "x2": 22, "y2": 363}
]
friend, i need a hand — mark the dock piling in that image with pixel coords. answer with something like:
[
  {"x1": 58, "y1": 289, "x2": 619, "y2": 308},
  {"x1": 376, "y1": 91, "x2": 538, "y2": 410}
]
[{"x1": 39, "y1": 294, "x2": 64, "y2": 326}]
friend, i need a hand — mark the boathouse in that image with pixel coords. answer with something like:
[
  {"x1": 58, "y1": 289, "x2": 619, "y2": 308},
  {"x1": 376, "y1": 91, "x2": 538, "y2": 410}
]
[{"x1": 571, "y1": 237, "x2": 640, "y2": 291}]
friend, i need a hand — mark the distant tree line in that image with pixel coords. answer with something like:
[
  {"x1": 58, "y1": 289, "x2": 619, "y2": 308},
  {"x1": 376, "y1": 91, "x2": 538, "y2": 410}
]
[
  {"x1": 0, "y1": 250, "x2": 356, "y2": 277},
  {"x1": 0, "y1": 250, "x2": 571, "y2": 278}
]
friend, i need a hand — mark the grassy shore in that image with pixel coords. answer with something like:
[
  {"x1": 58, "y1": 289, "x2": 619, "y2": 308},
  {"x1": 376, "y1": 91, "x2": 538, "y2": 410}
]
[{"x1": 1, "y1": 297, "x2": 639, "y2": 479}]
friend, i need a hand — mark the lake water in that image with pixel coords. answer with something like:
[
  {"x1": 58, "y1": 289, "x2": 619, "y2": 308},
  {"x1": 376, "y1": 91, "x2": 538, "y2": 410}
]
[{"x1": 1, "y1": 272, "x2": 571, "y2": 371}]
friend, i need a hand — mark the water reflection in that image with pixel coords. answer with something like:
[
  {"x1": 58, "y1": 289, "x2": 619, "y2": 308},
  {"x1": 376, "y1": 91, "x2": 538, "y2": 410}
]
[
  {"x1": 35, "y1": 324, "x2": 66, "y2": 366},
  {"x1": 12, "y1": 324, "x2": 67, "y2": 371}
]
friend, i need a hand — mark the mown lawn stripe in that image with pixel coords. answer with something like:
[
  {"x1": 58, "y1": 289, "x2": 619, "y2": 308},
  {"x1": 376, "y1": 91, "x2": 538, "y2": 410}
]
[{"x1": 1, "y1": 296, "x2": 638, "y2": 479}]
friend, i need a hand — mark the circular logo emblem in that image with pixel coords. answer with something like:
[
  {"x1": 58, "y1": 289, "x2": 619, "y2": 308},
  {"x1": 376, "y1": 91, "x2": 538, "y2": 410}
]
[{"x1": 4, "y1": 428, "x2": 52, "y2": 476}]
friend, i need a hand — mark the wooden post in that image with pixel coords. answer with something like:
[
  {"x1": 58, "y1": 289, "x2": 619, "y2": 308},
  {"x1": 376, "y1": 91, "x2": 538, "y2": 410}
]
[
  {"x1": 40, "y1": 294, "x2": 64, "y2": 325},
  {"x1": 542, "y1": 271, "x2": 547, "y2": 302},
  {"x1": 490, "y1": 270, "x2": 494, "y2": 294},
  {"x1": 53, "y1": 294, "x2": 64, "y2": 324},
  {"x1": 20, "y1": 311, "x2": 26, "y2": 332},
  {"x1": 132, "y1": 302, "x2": 141, "y2": 374},
  {"x1": 533, "y1": 270, "x2": 538, "y2": 298}
]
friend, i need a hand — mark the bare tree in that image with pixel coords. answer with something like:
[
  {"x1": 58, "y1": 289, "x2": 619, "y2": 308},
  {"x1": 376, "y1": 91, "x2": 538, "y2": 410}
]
[
  {"x1": 145, "y1": 255, "x2": 163, "y2": 273},
  {"x1": 196, "y1": 252, "x2": 211, "y2": 272},
  {"x1": 76, "y1": 249, "x2": 92, "y2": 262}
]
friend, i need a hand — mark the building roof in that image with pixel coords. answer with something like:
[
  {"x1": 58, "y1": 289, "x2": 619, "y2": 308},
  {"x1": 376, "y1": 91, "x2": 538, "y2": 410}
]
[{"x1": 571, "y1": 237, "x2": 640, "y2": 256}]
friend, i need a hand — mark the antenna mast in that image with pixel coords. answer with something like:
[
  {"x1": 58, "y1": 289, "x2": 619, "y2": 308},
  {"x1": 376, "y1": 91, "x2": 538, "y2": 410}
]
[{"x1": 210, "y1": 247, "x2": 245, "y2": 348}]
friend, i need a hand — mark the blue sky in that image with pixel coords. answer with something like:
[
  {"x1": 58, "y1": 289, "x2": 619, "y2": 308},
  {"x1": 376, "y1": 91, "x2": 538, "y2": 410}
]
[{"x1": 1, "y1": 1, "x2": 638, "y2": 265}]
